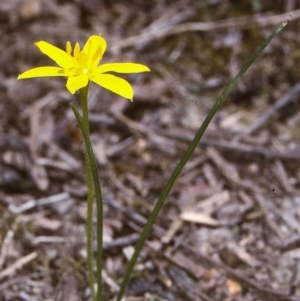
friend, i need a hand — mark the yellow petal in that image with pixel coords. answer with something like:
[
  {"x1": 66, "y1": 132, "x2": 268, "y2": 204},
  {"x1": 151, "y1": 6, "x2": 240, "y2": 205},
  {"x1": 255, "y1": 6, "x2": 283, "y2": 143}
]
[
  {"x1": 17, "y1": 66, "x2": 73, "y2": 79},
  {"x1": 74, "y1": 42, "x2": 80, "y2": 60},
  {"x1": 91, "y1": 74, "x2": 134, "y2": 100},
  {"x1": 66, "y1": 74, "x2": 89, "y2": 94},
  {"x1": 95, "y1": 63, "x2": 150, "y2": 74},
  {"x1": 35, "y1": 41, "x2": 74, "y2": 69},
  {"x1": 83, "y1": 35, "x2": 107, "y2": 70},
  {"x1": 66, "y1": 41, "x2": 72, "y2": 55}
]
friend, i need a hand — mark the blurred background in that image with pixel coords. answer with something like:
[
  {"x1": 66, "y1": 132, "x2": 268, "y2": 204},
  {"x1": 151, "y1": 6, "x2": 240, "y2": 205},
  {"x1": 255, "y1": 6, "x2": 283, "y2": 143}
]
[{"x1": 1, "y1": 1, "x2": 300, "y2": 300}]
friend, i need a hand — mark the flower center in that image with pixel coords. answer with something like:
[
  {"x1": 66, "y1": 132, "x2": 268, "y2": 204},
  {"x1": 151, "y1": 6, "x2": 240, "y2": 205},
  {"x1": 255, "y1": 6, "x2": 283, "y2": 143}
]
[{"x1": 82, "y1": 68, "x2": 89, "y2": 74}]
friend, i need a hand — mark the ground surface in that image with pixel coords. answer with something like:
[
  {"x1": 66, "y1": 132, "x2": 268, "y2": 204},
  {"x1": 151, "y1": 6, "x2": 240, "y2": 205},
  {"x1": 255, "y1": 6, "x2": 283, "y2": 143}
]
[{"x1": 1, "y1": 0, "x2": 300, "y2": 301}]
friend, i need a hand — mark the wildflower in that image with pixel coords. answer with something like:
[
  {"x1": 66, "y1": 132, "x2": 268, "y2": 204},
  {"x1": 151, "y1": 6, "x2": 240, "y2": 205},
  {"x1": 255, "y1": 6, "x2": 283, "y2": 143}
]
[{"x1": 18, "y1": 35, "x2": 150, "y2": 100}]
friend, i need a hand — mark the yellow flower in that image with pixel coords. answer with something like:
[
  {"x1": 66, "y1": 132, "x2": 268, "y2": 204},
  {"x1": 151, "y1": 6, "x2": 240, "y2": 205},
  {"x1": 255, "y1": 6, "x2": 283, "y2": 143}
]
[{"x1": 17, "y1": 35, "x2": 150, "y2": 100}]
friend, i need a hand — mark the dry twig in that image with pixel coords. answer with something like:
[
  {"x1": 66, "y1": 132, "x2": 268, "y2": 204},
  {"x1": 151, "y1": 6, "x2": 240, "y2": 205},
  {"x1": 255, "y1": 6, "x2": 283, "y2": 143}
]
[
  {"x1": 185, "y1": 244, "x2": 300, "y2": 301},
  {"x1": 0, "y1": 252, "x2": 38, "y2": 281},
  {"x1": 110, "y1": 10, "x2": 300, "y2": 52},
  {"x1": 236, "y1": 83, "x2": 300, "y2": 139}
]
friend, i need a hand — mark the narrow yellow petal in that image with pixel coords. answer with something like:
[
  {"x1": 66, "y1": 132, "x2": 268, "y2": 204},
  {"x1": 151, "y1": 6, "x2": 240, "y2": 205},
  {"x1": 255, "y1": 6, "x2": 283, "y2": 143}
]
[
  {"x1": 91, "y1": 74, "x2": 134, "y2": 100},
  {"x1": 66, "y1": 41, "x2": 72, "y2": 55},
  {"x1": 66, "y1": 75, "x2": 89, "y2": 94},
  {"x1": 74, "y1": 42, "x2": 80, "y2": 60},
  {"x1": 83, "y1": 35, "x2": 107, "y2": 69},
  {"x1": 95, "y1": 63, "x2": 150, "y2": 74},
  {"x1": 35, "y1": 41, "x2": 74, "y2": 69},
  {"x1": 78, "y1": 51, "x2": 86, "y2": 68},
  {"x1": 17, "y1": 66, "x2": 73, "y2": 79}
]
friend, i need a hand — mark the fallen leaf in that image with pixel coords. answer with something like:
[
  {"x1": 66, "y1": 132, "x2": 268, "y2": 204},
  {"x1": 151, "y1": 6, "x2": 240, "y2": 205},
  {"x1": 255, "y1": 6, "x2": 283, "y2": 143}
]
[{"x1": 180, "y1": 211, "x2": 219, "y2": 226}]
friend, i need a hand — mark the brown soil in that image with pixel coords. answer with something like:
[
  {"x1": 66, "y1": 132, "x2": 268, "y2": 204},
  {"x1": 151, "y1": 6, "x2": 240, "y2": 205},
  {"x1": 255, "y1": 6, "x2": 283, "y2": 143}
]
[{"x1": 1, "y1": 1, "x2": 300, "y2": 300}]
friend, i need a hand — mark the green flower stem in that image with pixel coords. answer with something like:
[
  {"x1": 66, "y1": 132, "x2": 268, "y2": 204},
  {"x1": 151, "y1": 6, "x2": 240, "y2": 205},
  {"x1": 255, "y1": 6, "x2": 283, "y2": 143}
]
[
  {"x1": 79, "y1": 85, "x2": 103, "y2": 301},
  {"x1": 79, "y1": 85, "x2": 96, "y2": 301},
  {"x1": 116, "y1": 21, "x2": 288, "y2": 301},
  {"x1": 78, "y1": 86, "x2": 95, "y2": 301}
]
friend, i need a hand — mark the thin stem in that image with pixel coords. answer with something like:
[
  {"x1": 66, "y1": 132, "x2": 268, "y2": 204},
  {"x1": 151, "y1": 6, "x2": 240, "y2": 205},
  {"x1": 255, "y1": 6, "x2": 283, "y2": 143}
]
[
  {"x1": 116, "y1": 21, "x2": 288, "y2": 301},
  {"x1": 79, "y1": 84, "x2": 103, "y2": 301},
  {"x1": 80, "y1": 85, "x2": 96, "y2": 301}
]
